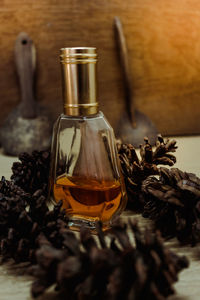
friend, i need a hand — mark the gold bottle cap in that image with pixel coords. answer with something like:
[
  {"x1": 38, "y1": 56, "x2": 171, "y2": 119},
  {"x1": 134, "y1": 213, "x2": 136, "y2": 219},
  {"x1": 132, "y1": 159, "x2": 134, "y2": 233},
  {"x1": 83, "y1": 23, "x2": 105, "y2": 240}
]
[{"x1": 60, "y1": 47, "x2": 98, "y2": 116}]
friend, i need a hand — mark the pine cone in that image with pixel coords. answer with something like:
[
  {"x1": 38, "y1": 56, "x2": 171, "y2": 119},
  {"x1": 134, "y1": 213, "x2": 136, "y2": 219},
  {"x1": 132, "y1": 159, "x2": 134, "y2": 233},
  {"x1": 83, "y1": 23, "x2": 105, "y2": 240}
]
[
  {"x1": 142, "y1": 167, "x2": 200, "y2": 245},
  {"x1": 31, "y1": 221, "x2": 188, "y2": 299},
  {"x1": 0, "y1": 176, "x2": 67, "y2": 263},
  {"x1": 0, "y1": 177, "x2": 30, "y2": 261},
  {"x1": 118, "y1": 135, "x2": 177, "y2": 209},
  {"x1": 0, "y1": 176, "x2": 28, "y2": 200},
  {"x1": 11, "y1": 150, "x2": 50, "y2": 196}
]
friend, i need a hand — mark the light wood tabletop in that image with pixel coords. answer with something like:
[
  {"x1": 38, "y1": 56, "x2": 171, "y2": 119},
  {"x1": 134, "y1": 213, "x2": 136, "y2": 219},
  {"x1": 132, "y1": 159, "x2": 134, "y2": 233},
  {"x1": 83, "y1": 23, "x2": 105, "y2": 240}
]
[{"x1": 0, "y1": 136, "x2": 199, "y2": 300}]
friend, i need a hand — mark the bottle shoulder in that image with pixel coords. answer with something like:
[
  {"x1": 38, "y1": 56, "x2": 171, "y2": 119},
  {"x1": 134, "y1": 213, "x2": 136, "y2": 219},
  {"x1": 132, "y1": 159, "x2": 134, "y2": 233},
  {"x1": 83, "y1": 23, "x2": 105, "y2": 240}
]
[{"x1": 54, "y1": 111, "x2": 114, "y2": 134}]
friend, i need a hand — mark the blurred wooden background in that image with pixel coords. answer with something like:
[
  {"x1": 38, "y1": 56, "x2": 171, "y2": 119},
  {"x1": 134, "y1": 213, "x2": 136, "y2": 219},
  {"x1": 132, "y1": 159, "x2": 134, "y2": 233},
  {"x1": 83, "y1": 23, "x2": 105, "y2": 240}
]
[{"x1": 0, "y1": 0, "x2": 200, "y2": 136}]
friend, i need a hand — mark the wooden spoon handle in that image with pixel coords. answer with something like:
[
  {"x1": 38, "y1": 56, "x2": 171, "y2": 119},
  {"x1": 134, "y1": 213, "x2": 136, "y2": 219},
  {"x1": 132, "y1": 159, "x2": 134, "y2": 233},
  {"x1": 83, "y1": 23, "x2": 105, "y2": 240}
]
[
  {"x1": 114, "y1": 16, "x2": 136, "y2": 127},
  {"x1": 15, "y1": 32, "x2": 36, "y2": 118}
]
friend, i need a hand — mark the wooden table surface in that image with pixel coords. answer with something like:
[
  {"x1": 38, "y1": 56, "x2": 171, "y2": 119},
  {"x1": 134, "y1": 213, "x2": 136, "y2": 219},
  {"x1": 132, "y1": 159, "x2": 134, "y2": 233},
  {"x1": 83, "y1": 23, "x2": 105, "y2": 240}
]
[{"x1": 0, "y1": 136, "x2": 200, "y2": 300}]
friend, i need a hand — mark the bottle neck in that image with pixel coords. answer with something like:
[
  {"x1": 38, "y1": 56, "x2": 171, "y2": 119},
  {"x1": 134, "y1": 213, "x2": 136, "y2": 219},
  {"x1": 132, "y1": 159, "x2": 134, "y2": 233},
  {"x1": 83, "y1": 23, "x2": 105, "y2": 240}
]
[{"x1": 60, "y1": 48, "x2": 99, "y2": 116}]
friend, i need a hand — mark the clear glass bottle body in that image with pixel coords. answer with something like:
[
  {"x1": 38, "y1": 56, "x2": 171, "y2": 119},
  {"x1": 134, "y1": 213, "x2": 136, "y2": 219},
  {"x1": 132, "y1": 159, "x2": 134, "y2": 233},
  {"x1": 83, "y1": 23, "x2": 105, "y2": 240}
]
[{"x1": 49, "y1": 111, "x2": 127, "y2": 230}]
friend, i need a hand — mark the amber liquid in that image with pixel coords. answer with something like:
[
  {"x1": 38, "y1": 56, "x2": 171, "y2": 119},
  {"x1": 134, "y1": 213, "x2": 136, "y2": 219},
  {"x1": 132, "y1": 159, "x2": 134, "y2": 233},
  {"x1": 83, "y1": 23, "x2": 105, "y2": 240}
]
[{"x1": 53, "y1": 175, "x2": 123, "y2": 226}]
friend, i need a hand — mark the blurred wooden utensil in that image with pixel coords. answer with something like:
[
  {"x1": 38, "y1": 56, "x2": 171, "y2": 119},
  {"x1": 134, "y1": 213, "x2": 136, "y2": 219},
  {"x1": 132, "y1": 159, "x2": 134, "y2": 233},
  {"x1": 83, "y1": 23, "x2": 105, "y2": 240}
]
[
  {"x1": 0, "y1": 32, "x2": 52, "y2": 156},
  {"x1": 114, "y1": 16, "x2": 158, "y2": 147}
]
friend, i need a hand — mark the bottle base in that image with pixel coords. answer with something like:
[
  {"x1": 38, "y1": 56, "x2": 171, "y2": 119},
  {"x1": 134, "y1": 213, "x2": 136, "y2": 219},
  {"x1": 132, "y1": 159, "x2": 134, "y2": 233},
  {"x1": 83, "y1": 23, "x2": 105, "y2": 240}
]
[{"x1": 67, "y1": 217, "x2": 111, "y2": 233}]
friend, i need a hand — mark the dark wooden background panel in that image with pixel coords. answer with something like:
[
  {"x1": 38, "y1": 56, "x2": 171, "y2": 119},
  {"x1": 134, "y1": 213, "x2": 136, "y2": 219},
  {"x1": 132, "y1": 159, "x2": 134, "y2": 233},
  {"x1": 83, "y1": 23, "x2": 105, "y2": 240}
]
[{"x1": 0, "y1": 0, "x2": 200, "y2": 136}]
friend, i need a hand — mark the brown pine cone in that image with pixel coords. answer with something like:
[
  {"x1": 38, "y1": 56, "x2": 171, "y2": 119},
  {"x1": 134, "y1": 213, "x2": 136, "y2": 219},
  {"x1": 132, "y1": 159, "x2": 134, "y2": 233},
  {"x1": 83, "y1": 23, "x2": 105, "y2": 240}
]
[
  {"x1": 0, "y1": 176, "x2": 67, "y2": 263},
  {"x1": 118, "y1": 135, "x2": 177, "y2": 210},
  {"x1": 0, "y1": 177, "x2": 30, "y2": 261},
  {"x1": 11, "y1": 150, "x2": 50, "y2": 196},
  {"x1": 31, "y1": 220, "x2": 188, "y2": 300},
  {"x1": 142, "y1": 167, "x2": 200, "y2": 245},
  {"x1": 0, "y1": 176, "x2": 28, "y2": 200}
]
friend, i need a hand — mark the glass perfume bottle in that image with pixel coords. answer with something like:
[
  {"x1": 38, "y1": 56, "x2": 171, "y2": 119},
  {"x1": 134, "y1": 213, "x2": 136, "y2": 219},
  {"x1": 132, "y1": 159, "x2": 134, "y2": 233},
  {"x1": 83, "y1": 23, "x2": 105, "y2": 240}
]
[{"x1": 49, "y1": 47, "x2": 127, "y2": 231}]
